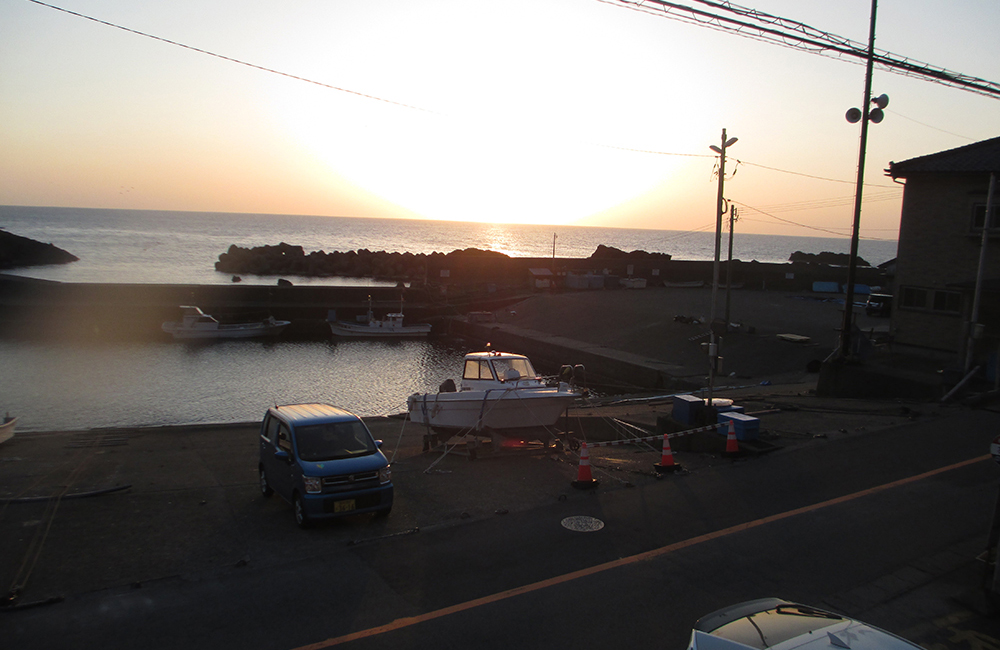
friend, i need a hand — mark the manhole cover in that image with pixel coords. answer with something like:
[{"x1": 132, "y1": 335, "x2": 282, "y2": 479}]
[{"x1": 561, "y1": 515, "x2": 605, "y2": 532}]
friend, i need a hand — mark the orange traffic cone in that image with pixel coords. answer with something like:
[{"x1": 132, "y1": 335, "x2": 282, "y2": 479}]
[
  {"x1": 654, "y1": 433, "x2": 681, "y2": 473},
  {"x1": 722, "y1": 420, "x2": 741, "y2": 457},
  {"x1": 572, "y1": 442, "x2": 599, "y2": 489}
]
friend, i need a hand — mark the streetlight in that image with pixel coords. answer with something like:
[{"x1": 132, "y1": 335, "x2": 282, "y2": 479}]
[{"x1": 707, "y1": 129, "x2": 737, "y2": 412}]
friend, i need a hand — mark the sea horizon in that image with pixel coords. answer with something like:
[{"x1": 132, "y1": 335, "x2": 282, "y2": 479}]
[{"x1": 0, "y1": 205, "x2": 898, "y2": 286}]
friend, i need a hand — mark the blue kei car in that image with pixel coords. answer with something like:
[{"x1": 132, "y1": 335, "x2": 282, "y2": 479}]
[{"x1": 258, "y1": 403, "x2": 393, "y2": 527}]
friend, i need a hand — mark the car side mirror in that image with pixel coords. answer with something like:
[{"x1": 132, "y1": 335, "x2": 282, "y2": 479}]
[
  {"x1": 274, "y1": 449, "x2": 291, "y2": 463},
  {"x1": 375, "y1": 439, "x2": 383, "y2": 449}
]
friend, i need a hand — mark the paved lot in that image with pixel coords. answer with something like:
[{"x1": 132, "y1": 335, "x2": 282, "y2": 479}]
[
  {"x1": 3, "y1": 288, "x2": 996, "y2": 649},
  {"x1": 3, "y1": 396, "x2": 1000, "y2": 649},
  {"x1": 0, "y1": 384, "x2": 952, "y2": 603},
  {"x1": 495, "y1": 287, "x2": 902, "y2": 385}
]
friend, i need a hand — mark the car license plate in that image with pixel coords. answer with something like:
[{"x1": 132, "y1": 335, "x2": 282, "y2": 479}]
[{"x1": 334, "y1": 499, "x2": 355, "y2": 513}]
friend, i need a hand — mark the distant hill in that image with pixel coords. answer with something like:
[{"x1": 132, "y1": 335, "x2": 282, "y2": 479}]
[{"x1": 0, "y1": 230, "x2": 78, "y2": 269}]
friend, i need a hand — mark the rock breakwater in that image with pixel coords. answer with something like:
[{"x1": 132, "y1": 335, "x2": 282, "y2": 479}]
[{"x1": 0, "y1": 229, "x2": 78, "y2": 269}]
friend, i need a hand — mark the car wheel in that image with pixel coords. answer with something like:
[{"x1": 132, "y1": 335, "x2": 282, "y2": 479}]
[
  {"x1": 259, "y1": 466, "x2": 273, "y2": 497},
  {"x1": 293, "y1": 493, "x2": 310, "y2": 529}
]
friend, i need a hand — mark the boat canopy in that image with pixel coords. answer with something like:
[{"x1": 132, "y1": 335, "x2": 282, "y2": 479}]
[{"x1": 462, "y1": 352, "x2": 537, "y2": 383}]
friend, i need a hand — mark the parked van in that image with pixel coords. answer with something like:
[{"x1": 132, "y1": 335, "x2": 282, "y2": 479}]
[
  {"x1": 258, "y1": 403, "x2": 393, "y2": 527},
  {"x1": 865, "y1": 293, "x2": 892, "y2": 317}
]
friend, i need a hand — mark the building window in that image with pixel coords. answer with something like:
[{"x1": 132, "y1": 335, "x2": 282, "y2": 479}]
[
  {"x1": 899, "y1": 286, "x2": 962, "y2": 314},
  {"x1": 932, "y1": 290, "x2": 961, "y2": 313},
  {"x1": 972, "y1": 203, "x2": 1000, "y2": 231},
  {"x1": 900, "y1": 286, "x2": 927, "y2": 309}
]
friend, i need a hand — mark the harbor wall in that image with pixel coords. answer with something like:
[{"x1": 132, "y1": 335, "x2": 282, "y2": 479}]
[{"x1": 0, "y1": 252, "x2": 888, "y2": 344}]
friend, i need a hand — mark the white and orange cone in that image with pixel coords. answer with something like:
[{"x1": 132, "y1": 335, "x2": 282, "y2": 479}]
[
  {"x1": 572, "y1": 442, "x2": 599, "y2": 489},
  {"x1": 722, "y1": 420, "x2": 741, "y2": 457},
  {"x1": 654, "y1": 433, "x2": 681, "y2": 473}
]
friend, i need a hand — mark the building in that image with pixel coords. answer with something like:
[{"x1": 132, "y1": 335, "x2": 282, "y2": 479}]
[{"x1": 886, "y1": 136, "x2": 1000, "y2": 369}]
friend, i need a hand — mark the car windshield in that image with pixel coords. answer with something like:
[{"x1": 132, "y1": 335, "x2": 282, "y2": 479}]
[{"x1": 295, "y1": 420, "x2": 376, "y2": 461}]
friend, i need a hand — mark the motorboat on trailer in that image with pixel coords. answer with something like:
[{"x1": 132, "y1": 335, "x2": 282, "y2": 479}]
[
  {"x1": 407, "y1": 350, "x2": 582, "y2": 437},
  {"x1": 327, "y1": 297, "x2": 431, "y2": 338},
  {"x1": 162, "y1": 306, "x2": 290, "y2": 340}
]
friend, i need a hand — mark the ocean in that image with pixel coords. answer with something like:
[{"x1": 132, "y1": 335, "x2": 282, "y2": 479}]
[
  {"x1": 0, "y1": 206, "x2": 897, "y2": 285},
  {"x1": 0, "y1": 206, "x2": 897, "y2": 432}
]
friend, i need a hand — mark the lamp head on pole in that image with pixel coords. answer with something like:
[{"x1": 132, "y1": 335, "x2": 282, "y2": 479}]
[{"x1": 709, "y1": 145, "x2": 722, "y2": 154}]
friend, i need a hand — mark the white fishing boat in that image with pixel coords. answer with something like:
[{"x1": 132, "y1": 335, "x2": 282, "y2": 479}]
[
  {"x1": 0, "y1": 414, "x2": 16, "y2": 445},
  {"x1": 162, "y1": 306, "x2": 290, "y2": 340},
  {"x1": 407, "y1": 350, "x2": 580, "y2": 436},
  {"x1": 328, "y1": 297, "x2": 431, "y2": 338}
]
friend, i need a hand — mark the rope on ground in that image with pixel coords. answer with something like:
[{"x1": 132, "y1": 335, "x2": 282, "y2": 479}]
[
  {"x1": 607, "y1": 418, "x2": 659, "y2": 453},
  {"x1": 389, "y1": 409, "x2": 409, "y2": 464},
  {"x1": 423, "y1": 437, "x2": 467, "y2": 473},
  {"x1": 4, "y1": 430, "x2": 115, "y2": 605}
]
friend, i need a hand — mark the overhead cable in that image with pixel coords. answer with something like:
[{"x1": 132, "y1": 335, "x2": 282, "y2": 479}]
[
  {"x1": 609, "y1": 0, "x2": 1000, "y2": 99},
  {"x1": 25, "y1": 0, "x2": 434, "y2": 114}
]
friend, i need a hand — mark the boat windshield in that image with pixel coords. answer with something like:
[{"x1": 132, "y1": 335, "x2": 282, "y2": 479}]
[
  {"x1": 295, "y1": 420, "x2": 376, "y2": 461},
  {"x1": 464, "y1": 358, "x2": 496, "y2": 381},
  {"x1": 492, "y1": 357, "x2": 536, "y2": 381}
]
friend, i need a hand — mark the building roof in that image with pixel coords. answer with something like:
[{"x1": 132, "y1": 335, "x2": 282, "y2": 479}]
[{"x1": 887, "y1": 136, "x2": 1000, "y2": 178}]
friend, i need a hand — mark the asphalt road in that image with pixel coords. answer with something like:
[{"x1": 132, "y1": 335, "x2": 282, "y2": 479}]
[{"x1": 4, "y1": 403, "x2": 1000, "y2": 649}]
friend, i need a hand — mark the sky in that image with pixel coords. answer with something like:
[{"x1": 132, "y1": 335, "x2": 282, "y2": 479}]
[{"x1": 2, "y1": 0, "x2": 999, "y2": 241}]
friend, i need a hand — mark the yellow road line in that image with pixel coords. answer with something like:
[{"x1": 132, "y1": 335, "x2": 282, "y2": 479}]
[{"x1": 297, "y1": 454, "x2": 990, "y2": 649}]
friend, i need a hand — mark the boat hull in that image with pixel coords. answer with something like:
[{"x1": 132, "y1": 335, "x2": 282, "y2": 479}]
[
  {"x1": 0, "y1": 417, "x2": 16, "y2": 445},
  {"x1": 329, "y1": 321, "x2": 431, "y2": 338},
  {"x1": 162, "y1": 322, "x2": 290, "y2": 340},
  {"x1": 407, "y1": 388, "x2": 576, "y2": 433}
]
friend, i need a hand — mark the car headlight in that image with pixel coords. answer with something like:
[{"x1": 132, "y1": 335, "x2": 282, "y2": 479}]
[
  {"x1": 303, "y1": 476, "x2": 322, "y2": 494},
  {"x1": 378, "y1": 466, "x2": 392, "y2": 484}
]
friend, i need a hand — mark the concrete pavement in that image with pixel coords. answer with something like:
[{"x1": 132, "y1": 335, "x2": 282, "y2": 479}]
[{"x1": 3, "y1": 385, "x2": 1000, "y2": 649}]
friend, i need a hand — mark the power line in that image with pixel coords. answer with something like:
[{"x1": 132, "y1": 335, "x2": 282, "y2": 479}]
[
  {"x1": 607, "y1": 0, "x2": 1000, "y2": 99},
  {"x1": 887, "y1": 110, "x2": 976, "y2": 141},
  {"x1": 734, "y1": 200, "x2": 896, "y2": 240},
  {"x1": 737, "y1": 160, "x2": 898, "y2": 188},
  {"x1": 749, "y1": 189, "x2": 901, "y2": 215},
  {"x1": 25, "y1": 0, "x2": 435, "y2": 114}
]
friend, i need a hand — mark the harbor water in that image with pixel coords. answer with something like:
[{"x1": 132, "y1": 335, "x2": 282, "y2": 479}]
[{"x1": 1, "y1": 206, "x2": 898, "y2": 432}]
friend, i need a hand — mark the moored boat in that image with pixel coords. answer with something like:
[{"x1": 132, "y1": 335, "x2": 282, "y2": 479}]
[
  {"x1": 162, "y1": 306, "x2": 290, "y2": 340},
  {"x1": 407, "y1": 350, "x2": 580, "y2": 436},
  {"x1": 328, "y1": 297, "x2": 431, "y2": 338},
  {"x1": 0, "y1": 413, "x2": 16, "y2": 445}
]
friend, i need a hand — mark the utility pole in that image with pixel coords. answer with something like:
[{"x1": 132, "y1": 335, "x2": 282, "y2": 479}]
[
  {"x1": 967, "y1": 172, "x2": 996, "y2": 372},
  {"x1": 725, "y1": 205, "x2": 738, "y2": 328},
  {"x1": 839, "y1": 0, "x2": 879, "y2": 359},
  {"x1": 707, "y1": 129, "x2": 738, "y2": 411}
]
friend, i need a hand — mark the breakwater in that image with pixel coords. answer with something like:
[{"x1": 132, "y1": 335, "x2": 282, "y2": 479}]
[{"x1": 0, "y1": 253, "x2": 886, "y2": 343}]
